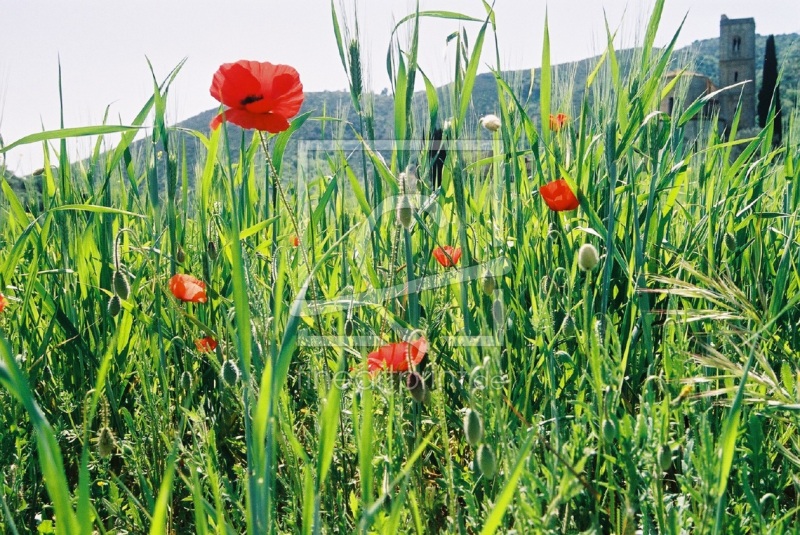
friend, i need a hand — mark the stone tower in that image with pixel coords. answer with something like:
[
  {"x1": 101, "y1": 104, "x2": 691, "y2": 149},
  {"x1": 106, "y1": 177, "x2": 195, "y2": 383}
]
[{"x1": 719, "y1": 15, "x2": 756, "y2": 129}]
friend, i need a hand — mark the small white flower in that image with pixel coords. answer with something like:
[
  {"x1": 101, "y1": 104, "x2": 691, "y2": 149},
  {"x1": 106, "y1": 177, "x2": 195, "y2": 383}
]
[{"x1": 480, "y1": 114, "x2": 501, "y2": 132}]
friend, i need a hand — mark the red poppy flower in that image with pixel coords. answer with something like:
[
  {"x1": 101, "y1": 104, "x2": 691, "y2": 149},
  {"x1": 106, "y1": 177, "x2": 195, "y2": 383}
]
[
  {"x1": 169, "y1": 274, "x2": 208, "y2": 303},
  {"x1": 539, "y1": 179, "x2": 579, "y2": 212},
  {"x1": 367, "y1": 337, "x2": 428, "y2": 373},
  {"x1": 0, "y1": 293, "x2": 6, "y2": 313},
  {"x1": 290, "y1": 235, "x2": 300, "y2": 247},
  {"x1": 433, "y1": 246, "x2": 462, "y2": 268},
  {"x1": 549, "y1": 113, "x2": 569, "y2": 131},
  {"x1": 195, "y1": 337, "x2": 218, "y2": 353},
  {"x1": 210, "y1": 60, "x2": 304, "y2": 132}
]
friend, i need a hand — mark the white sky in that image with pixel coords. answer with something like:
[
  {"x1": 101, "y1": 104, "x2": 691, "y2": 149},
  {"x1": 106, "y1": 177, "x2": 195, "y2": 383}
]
[{"x1": 1, "y1": 0, "x2": 797, "y2": 175}]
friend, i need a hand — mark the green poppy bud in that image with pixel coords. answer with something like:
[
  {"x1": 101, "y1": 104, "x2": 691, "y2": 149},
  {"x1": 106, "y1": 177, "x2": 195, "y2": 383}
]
[
  {"x1": 207, "y1": 240, "x2": 219, "y2": 261},
  {"x1": 561, "y1": 315, "x2": 576, "y2": 336},
  {"x1": 221, "y1": 359, "x2": 240, "y2": 386},
  {"x1": 724, "y1": 232, "x2": 736, "y2": 251},
  {"x1": 578, "y1": 243, "x2": 600, "y2": 271},
  {"x1": 97, "y1": 427, "x2": 116, "y2": 458},
  {"x1": 113, "y1": 270, "x2": 130, "y2": 300},
  {"x1": 658, "y1": 445, "x2": 672, "y2": 472},
  {"x1": 482, "y1": 271, "x2": 496, "y2": 296},
  {"x1": 108, "y1": 295, "x2": 121, "y2": 317},
  {"x1": 406, "y1": 372, "x2": 427, "y2": 403},
  {"x1": 180, "y1": 371, "x2": 193, "y2": 391},
  {"x1": 464, "y1": 409, "x2": 484, "y2": 446},
  {"x1": 477, "y1": 444, "x2": 497, "y2": 478},
  {"x1": 176, "y1": 246, "x2": 186, "y2": 264},
  {"x1": 396, "y1": 195, "x2": 414, "y2": 229},
  {"x1": 602, "y1": 418, "x2": 617, "y2": 443}
]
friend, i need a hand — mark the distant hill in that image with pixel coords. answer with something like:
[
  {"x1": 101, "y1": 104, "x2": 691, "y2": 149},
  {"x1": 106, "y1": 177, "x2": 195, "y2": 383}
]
[
  {"x1": 3, "y1": 31, "x2": 798, "y2": 202},
  {"x1": 166, "y1": 31, "x2": 800, "y2": 162}
]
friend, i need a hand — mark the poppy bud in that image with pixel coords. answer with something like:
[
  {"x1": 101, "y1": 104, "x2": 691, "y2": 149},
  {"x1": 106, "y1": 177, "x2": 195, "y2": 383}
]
[
  {"x1": 207, "y1": 240, "x2": 219, "y2": 260},
  {"x1": 463, "y1": 409, "x2": 484, "y2": 446},
  {"x1": 594, "y1": 318, "x2": 606, "y2": 342},
  {"x1": 108, "y1": 295, "x2": 121, "y2": 317},
  {"x1": 481, "y1": 271, "x2": 495, "y2": 296},
  {"x1": 561, "y1": 315, "x2": 576, "y2": 336},
  {"x1": 406, "y1": 372, "x2": 427, "y2": 403},
  {"x1": 724, "y1": 232, "x2": 736, "y2": 251},
  {"x1": 477, "y1": 444, "x2": 497, "y2": 478},
  {"x1": 221, "y1": 359, "x2": 240, "y2": 386},
  {"x1": 479, "y1": 114, "x2": 501, "y2": 132},
  {"x1": 578, "y1": 243, "x2": 600, "y2": 271},
  {"x1": 658, "y1": 445, "x2": 672, "y2": 472},
  {"x1": 97, "y1": 427, "x2": 116, "y2": 458},
  {"x1": 602, "y1": 418, "x2": 617, "y2": 443},
  {"x1": 113, "y1": 271, "x2": 130, "y2": 300},
  {"x1": 176, "y1": 246, "x2": 186, "y2": 264},
  {"x1": 492, "y1": 298, "x2": 504, "y2": 327},
  {"x1": 396, "y1": 195, "x2": 414, "y2": 229},
  {"x1": 180, "y1": 371, "x2": 193, "y2": 391}
]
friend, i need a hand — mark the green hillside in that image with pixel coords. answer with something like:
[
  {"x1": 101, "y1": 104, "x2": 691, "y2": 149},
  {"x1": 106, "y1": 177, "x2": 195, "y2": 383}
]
[{"x1": 4, "y1": 32, "x2": 798, "y2": 197}]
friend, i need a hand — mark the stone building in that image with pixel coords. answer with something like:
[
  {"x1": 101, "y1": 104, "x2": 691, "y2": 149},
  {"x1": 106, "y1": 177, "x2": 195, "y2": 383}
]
[
  {"x1": 719, "y1": 15, "x2": 756, "y2": 129},
  {"x1": 660, "y1": 14, "x2": 756, "y2": 134},
  {"x1": 659, "y1": 71, "x2": 719, "y2": 138}
]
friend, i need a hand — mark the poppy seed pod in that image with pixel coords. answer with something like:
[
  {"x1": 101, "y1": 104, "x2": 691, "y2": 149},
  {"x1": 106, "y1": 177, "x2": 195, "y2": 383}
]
[
  {"x1": 406, "y1": 372, "x2": 427, "y2": 403},
  {"x1": 221, "y1": 360, "x2": 240, "y2": 386},
  {"x1": 108, "y1": 295, "x2": 121, "y2": 317},
  {"x1": 477, "y1": 444, "x2": 497, "y2": 478},
  {"x1": 578, "y1": 243, "x2": 600, "y2": 271},
  {"x1": 463, "y1": 409, "x2": 484, "y2": 446},
  {"x1": 397, "y1": 195, "x2": 414, "y2": 229},
  {"x1": 113, "y1": 271, "x2": 130, "y2": 300},
  {"x1": 480, "y1": 114, "x2": 501, "y2": 132}
]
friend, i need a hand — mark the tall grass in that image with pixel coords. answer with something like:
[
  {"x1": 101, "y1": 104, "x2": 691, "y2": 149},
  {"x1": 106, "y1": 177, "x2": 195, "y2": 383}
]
[{"x1": 1, "y1": 1, "x2": 799, "y2": 533}]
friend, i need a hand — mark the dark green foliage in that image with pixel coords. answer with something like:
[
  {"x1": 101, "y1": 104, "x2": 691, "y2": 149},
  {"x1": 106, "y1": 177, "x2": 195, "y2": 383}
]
[{"x1": 758, "y1": 35, "x2": 783, "y2": 143}]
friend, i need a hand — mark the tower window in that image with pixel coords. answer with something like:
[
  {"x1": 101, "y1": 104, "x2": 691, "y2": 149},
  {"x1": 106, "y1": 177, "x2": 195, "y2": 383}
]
[
  {"x1": 734, "y1": 71, "x2": 739, "y2": 82},
  {"x1": 732, "y1": 36, "x2": 741, "y2": 53}
]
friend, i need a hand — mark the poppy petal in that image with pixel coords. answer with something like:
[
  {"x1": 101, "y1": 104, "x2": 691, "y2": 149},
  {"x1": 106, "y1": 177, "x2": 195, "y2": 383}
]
[
  {"x1": 367, "y1": 337, "x2": 428, "y2": 373},
  {"x1": 218, "y1": 108, "x2": 291, "y2": 132},
  {"x1": 169, "y1": 274, "x2": 208, "y2": 303},
  {"x1": 0, "y1": 293, "x2": 6, "y2": 313},
  {"x1": 210, "y1": 61, "x2": 262, "y2": 108},
  {"x1": 539, "y1": 179, "x2": 579, "y2": 212},
  {"x1": 433, "y1": 246, "x2": 461, "y2": 267},
  {"x1": 195, "y1": 337, "x2": 218, "y2": 352}
]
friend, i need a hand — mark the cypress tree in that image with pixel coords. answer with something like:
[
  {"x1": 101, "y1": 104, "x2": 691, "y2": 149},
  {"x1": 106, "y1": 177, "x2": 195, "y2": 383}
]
[{"x1": 757, "y1": 35, "x2": 783, "y2": 143}]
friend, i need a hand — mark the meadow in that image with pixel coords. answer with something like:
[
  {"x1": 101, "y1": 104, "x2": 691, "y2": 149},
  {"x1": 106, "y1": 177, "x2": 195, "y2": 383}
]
[{"x1": 1, "y1": 1, "x2": 799, "y2": 533}]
